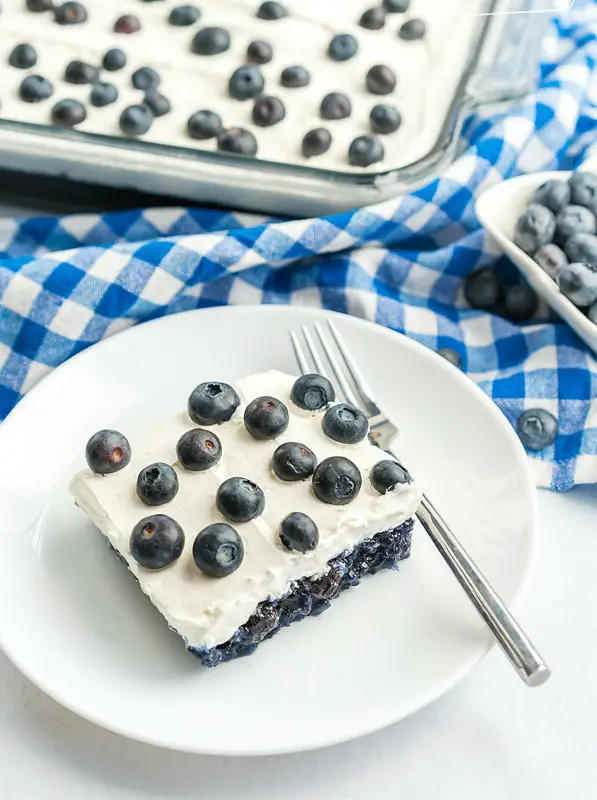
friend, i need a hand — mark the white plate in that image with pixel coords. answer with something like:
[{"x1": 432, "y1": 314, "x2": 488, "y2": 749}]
[
  {"x1": 0, "y1": 306, "x2": 537, "y2": 756},
  {"x1": 475, "y1": 156, "x2": 597, "y2": 355}
]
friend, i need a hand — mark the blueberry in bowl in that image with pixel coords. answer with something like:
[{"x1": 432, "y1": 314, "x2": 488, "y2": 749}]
[
  {"x1": 513, "y1": 204, "x2": 556, "y2": 254},
  {"x1": 557, "y1": 261, "x2": 597, "y2": 307},
  {"x1": 533, "y1": 179, "x2": 570, "y2": 215},
  {"x1": 554, "y1": 205, "x2": 597, "y2": 244}
]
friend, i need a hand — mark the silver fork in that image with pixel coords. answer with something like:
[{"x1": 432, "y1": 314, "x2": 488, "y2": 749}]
[{"x1": 290, "y1": 320, "x2": 550, "y2": 688}]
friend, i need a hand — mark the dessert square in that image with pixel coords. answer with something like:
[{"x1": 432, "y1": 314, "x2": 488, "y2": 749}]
[
  {"x1": 1, "y1": 0, "x2": 485, "y2": 172},
  {"x1": 70, "y1": 370, "x2": 422, "y2": 666}
]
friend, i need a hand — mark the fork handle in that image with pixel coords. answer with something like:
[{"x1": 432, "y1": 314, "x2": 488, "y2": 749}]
[{"x1": 414, "y1": 492, "x2": 550, "y2": 687}]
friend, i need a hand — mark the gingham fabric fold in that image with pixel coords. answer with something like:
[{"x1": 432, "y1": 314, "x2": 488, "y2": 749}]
[{"x1": 1, "y1": 2, "x2": 597, "y2": 490}]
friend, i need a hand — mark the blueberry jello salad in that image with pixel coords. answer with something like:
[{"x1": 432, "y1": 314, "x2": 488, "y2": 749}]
[
  {"x1": 70, "y1": 371, "x2": 422, "y2": 666},
  {"x1": 514, "y1": 171, "x2": 597, "y2": 324},
  {"x1": 1, "y1": 0, "x2": 483, "y2": 170}
]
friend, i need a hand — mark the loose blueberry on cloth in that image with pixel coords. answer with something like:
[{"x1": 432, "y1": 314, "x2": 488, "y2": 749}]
[{"x1": 1, "y1": 3, "x2": 597, "y2": 491}]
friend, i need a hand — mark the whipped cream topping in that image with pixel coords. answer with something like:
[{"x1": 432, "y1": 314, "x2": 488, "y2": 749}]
[
  {"x1": 70, "y1": 370, "x2": 422, "y2": 649},
  {"x1": 0, "y1": 0, "x2": 483, "y2": 172}
]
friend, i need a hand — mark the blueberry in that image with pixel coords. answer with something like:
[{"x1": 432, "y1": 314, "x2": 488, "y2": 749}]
[
  {"x1": 244, "y1": 396, "x2": 289, "y2": 440},
  {"x1": 89, "y1": 82, "x2": 118, "y2": 107},
  {"x1": 132, "y1": 67, "x2": 160, "y2": 91},
  {"x1": 130, "y1": 514, "x2": 185, "y2": 570},
  {"x1": 517, "y1": 408, "x2": 558, "y2": 451},
  {"x1": 302, "y1": 128, "x2": 332, "y2": 157},
  {"x1": 320, "y1": 92, "x2": 352, "y2": 121},
  {"x1": 370, "y1": 459, "x2": 412, "y2": 494},
  {"x1": 437, "y1": 348, "x2": 462, "y2": 368},
  {"x1": 514, "y1": 204, "x2": 556, "y2": 253},
  {"x1": 503, "y1": 284, "x2": 538, "y2": 322},
  {"x1": 216, "y1": 477, "x2": 265, "y2": 522},
  {"x1": 257, "y1": 1, "x2": 287, "y2": 19},
  {"x1": 27, "y1": 0, "x2": 54, "y2": 10},
  {"x1": 555, "y1": 205, "x2": 597, "y2": 243},
  {"x1": 188, "y1": 381, "x2": 240, "y2": 424},
  {"x1": 228, "y1": 65, "x2": 265, "y2": 100},
  {"x1": 114, "y1": 14, "x2": 141, "y2": 34},
  {"x1": 187, "y1": 109, "x2": 223, "y2": 140},
  {"x1": 383, "y1": 0, "x2": 410, "y2": 10},
  {"x1": 360, "y1": 7, "x2": 386, "y2": 29},
  {"x1": 280, "y1": 65, "x2": 310, "y2": 88},
  {"x1": 191, "y1": 27, "x2": 231, "y2": 56},
  {"x1": 64, "y1": 59, "x2": 99, "y2": 84},
  {"x1": 119, "y1": 104, "x2": 154, "y2": 135},
  {"x1": 568, "y1": 171, "x2": 597, "y2": 214},
  {"x1": 328, "y1": 33, "x2": 359, "y2": 62},
  {"x1": 217, "y1": 128, "x2": 258, "y2": 156},
  {"x1": 348, "y1": 135, "x2": 384, "y2": 167},
  {"x1": 312, "y1": 456, "x2": 362, "y2": 505},
  {"x1": 176, "y1": 428, "x2": 222, "y2": 471},
  {"x1": 398, "y1": 18, "x2": 426, "y2": 40},
  {"x1": 252, "y1": 95, "x2": 286, "y2": 126},
  {"x1": 557, "y1": 261, "x2": 597, "y2": 307},
  {"x1": 272, "y1": 441, "x2": 317, "y2": 482},
  {"x1": 193, "y1": 523, "x2": 244, "y2": 577},
  {"x1": 279, "y1": 512, "x2": 319, "y2": 553},
  {"x1": 366, "y1": 64, "x2": 397, "y2": 95},
  {"x1": 534, "y1": 243, "x2": 568, "y2": 279},
  {"x1": 8, "y1": 44, "x2": 38, "y2": 69},
  {"x1": 533, "y1": 179, "x2": 571, "y2": 215},
  {"x1": 19, "y1": 75, "x2": 53, "y2": 103},
  {"x1": 370, "y1": 103, "x2": 401, "y2": 134},
  {"x1": 102, "y1": 48, "x2": 127, "y2": 71},
  {"x1": 168, "y1": 4, "x2": 201, "y2": 26},
  {"x1": 247, "y1": 40, "x2": 273, "y2": 64},
  {"x1": 464, "y1": 267, "x2": 503, "y2": 311},
  {"x1": 85, "y1": 429, "x2": 131, "y2": 474},
  {"x1": 322, "y1": 403, "x2": 368, "y2": 444},
  {"x1": 136, "y1": 462, "x2": 179, "y2": 506},
  {"x1": 291, "y1": 373, "x2": 335, "y2": 410},
  {"x1": 51, "y1": 98, "x2": 86, "y2": 126},
  {"x1": 54, "y1": 2, "x2": 87, "y2": 24},
  {"x1": 563, "y1": 233, "x2": 597, "y2": 267},
  {"x1": 144, "y1": 91, "x2": 171, "y2": 117}
]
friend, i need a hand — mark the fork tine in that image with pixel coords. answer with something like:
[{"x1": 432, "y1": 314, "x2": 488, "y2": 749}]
[
  {"x1": 314, "y1": 322, "x2": 360, "y2": 407},
  {"x1": 289, "y1": 331, "x2": 309, "y2": 375},
  {"x1": 301, "y1": 325, "x2": 327, "y2": 377},
  {"x1": 327, "y1": 320, "x2": 378, "y2": 413}
]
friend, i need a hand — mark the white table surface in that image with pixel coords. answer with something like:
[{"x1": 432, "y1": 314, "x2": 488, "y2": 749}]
[{"x1": 1, "y1": 204, "x2": 596, "y2": 799}]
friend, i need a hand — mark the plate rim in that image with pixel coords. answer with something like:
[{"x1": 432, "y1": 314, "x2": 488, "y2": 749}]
[{"x1": 0, "y1": 305, "x2": 539, "y2": 755}]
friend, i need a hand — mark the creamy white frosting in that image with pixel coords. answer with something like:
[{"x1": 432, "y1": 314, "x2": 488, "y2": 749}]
[
  {"x1": 70, "y1": 370, "x2": 422, "y2": 649},
  {"x1": 0, "y1": 0, "x2": 483, "y2": 172}
]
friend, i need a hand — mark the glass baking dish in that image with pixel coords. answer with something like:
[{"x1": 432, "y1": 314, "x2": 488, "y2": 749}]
[{"x1": 0, "y1": 0, "x2": 549, "y2": 217}]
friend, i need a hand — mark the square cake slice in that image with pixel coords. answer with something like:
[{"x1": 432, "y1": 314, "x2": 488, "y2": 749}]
[{"x1": 70, "y1": 370, "x2": 422, "y2": 667}]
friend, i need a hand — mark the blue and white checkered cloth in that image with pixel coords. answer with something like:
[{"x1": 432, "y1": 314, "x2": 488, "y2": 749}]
[{"x1": 1, "y1": 3, "x2": 597, "y2": 491}]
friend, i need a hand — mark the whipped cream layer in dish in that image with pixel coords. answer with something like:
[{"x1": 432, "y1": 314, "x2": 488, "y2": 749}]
[
  {"x1": 1, "y1": 0, "x2": 484, "y2": 172},
  {"x1": 70, "y1": 370, "x2": 422, "y2": 650}
]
